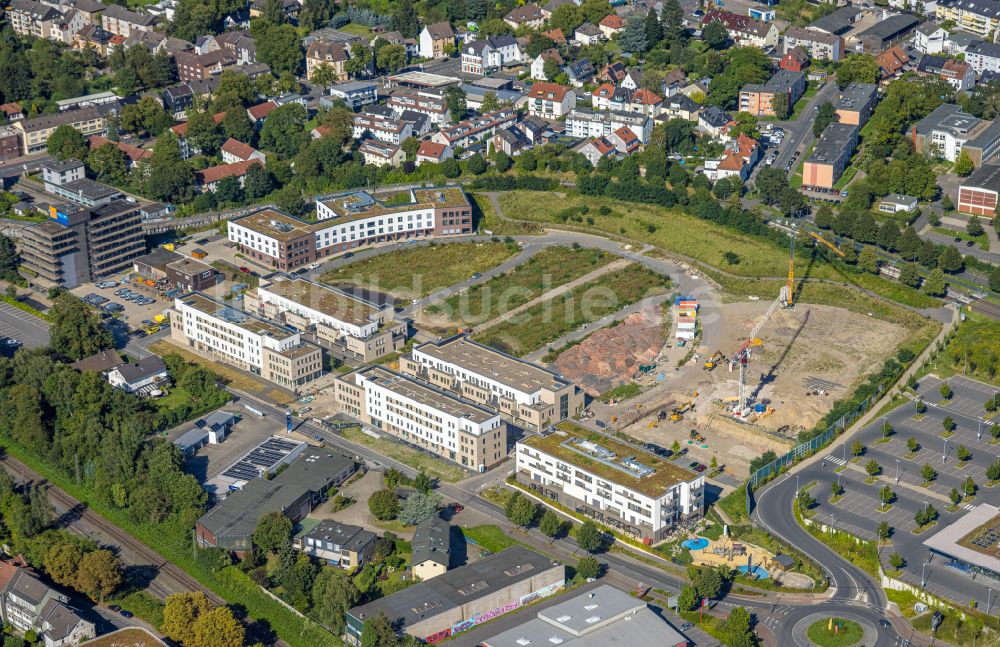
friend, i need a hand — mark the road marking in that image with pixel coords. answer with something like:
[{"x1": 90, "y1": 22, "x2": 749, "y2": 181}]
[
  {"x1": 825, "y1": 454, "x2": 846, "y2": 466},
  {"x1": 964, "y1": 504, "x2": 976, "y2": 511}
]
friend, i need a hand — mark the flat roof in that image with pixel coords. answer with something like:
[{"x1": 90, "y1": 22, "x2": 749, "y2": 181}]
[
  {"x1": 198, "y1": 478, "x2": 310, "y2": 539},
  {"x1": 856, "y1": 13, "x2": 917, "y2": 40},
  {"x1": 166, "y1": 257, "x2": 213, "y2": 276},
  {"x1": 318, "y1": 187, "x2": 469, "y2": 221},
  {"x1": 220, "y1": 435, "x2": 306, "y2": 482},
  {"x1": 359, "y1": 366, "x2": 498, "y2": 425},
  {"x1": 261, "y1": 277, "x2": 379, "y2": 327},
  {"x1": 348, "y1": 546, "x2": 561, "y2": 631},
  {"x1": 924, "y1": 504, "x2": 1000, "y2": 575},
  {"x1": 836, "y1": 83, "x2": 878, "y2": 111},
  {"x1": 962, "y1": 162, "x2": 1000, "y2": 192},
  {"x1": 231, "y1": 209, "x2": 313, "y2": 241},
  {"x1": 413, "y1": 335, "x2": 571, "y2": 395},
  {"x1": 178, "y1": 292, "x2": 293, "y2": 339},
  {"x1": 388, "y1": 71, "x2": 462, "y2": 87},
  {"x1": 521, "y1": 423, "x2": 698, "y2": 496},
  {"x1": 807, "y1": 123, "x2": 859, "y2": 164}
]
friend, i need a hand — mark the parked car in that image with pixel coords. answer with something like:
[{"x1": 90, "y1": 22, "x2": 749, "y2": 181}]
[
  {"x1": 450, "y1": 503, "x2": 464, "y2": 513},
  {"x1": 119, "y1": 610, "x2": 133, "y2": 619},
  {"x1": 96, "y1": 281, "x2": 118, "y2": 289},
  {"x1": 239, "y1": 266, "x2": 251, "y2": 273},
  {"x1": 967, "y1": 240, "x2": 975, "y2": 247},
  {"x1": 133, "y1": 330, "x2": 147, "y2": 338},
  {"x1": 470, "y1": 272, "x2": 482, "y2": 280}
]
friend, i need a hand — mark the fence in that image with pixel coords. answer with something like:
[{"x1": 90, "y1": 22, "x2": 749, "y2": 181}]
[{"x1": 745, "y1": 384, "x2": 885, "y2": 515}]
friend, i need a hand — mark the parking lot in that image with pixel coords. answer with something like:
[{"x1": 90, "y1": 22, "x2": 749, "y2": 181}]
[
  {"x1": 70, "y1": 277, "x2": 176, "y2": 333},
  {"x1": 0, "y1": 301, "x2": 50, "y2": 349}
]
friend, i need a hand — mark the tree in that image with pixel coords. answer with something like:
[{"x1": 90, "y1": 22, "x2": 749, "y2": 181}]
[
  {"x1": 494, "y1": 151, "x2": 512, "y2": 172},
  {"x1": 575, "y1": 520, "x2": 604, "y2": 552},
  {"x1": 890, "y1": 552, "x2": 905, "y2": 569},
  {"x1": 141, "y1": 131, "x2": 196, "y2": 203},
  {"x1": 907, "y1": 437, "x2": 919, "y2": 453},
  {"x1": 988, "y1": 459, "x2": 1000, "y2": 482},
  {"x1": 837, "y1": 54, "x2": 881, "y2": 87},
  {"x1": 360, "y1": 611, "x2": 397, "y2": 647},
  {"x1": 831, "y1": 480, "x2": 843, "y2": 497},
  {"x1": 163, "y1": 592, "x2": 213, "y2": 646},
  {"x1": 215, "y1": 177, "x2": 244, "y2": 204},
  {"x1": 690, "y1": 566, "x2": 725, "y2": 599},
  {"x1": 880, "y1": 485, "x2": 894, "y2": 506},
  {"x1": 965, "y1": 476, "x2": 977, "y2": 497},
  {"x1": 244, "y1": 164, "x2": 273, "y2": 200},
  {"x1": 852, "y1": 440, "x2": 865, "y2": 457},
  {"x1": 722, "y1": 606, "x2": 757, "y2": 647},
  {"x1": 185, "y1": 109, "x2": 224, "y2": 155},
  {"x1": 260, "y1": 103, "x2": 309, "y2": 158},
  {"x1": 899, "y1": 262, "x2": 921, "y2": 288},
  {"x1": 45, "y1": 543, "x2": 84, "y2": 588},
  {"x1": 877, "y1": 521, "x2": 891, "y2": 542},
  {"x1": 120, "y1": 96, "x2": 172, "y2": 137},
  {"x1": 539, "y1": 509, "x2": 563, "y2": 538},
  {"x1": 703, "y1": 21, "x2": 728, "y2": 49},
  {"x1": 951, "y1": 487, "x2": 962, "y2": 506},
  {"x1": 923, "y1": 268, "x2": 947, "y2": 296},
  {"x1": 938, "y1": 245, "x2": 965, "y2": 273},
  {"x1": 814, "y1": 204, "x2": 834, "y2": 229},
  {"x1": 252, "y1": 21, "x2": 303, "y2": 76},
  {"x1": 440, "y1": 158, "x2": 461, "y2": 178},
  {"x1": 480, "y1": 91, "x2": 501, "y2": 113},
  {"x1": 413, "y1": 470, "x2": 434, "y2": 494},
  {"x1": 444, "y1": 86, "x2": 467, "y2": 122},
  {"x1": 263, "y1": 0, "x2": 287, "y2": 23},
  {"x1": 398, "y1": 491, "x2": 442, "y2": 525},
  {"x1": 542, "y1": 56, "x2": 562, "y2": 82},
  {"x1": 47, "y1": 125, "x2": 87, "y2": 161},
  {"x1": 577, "y1": 556, "x2": 600, "y2": 580},
  {"x1": 368, "y1": 489, "x2": 400, "y2": 521},
  {"x1": 253, "y1": 511, "x2": 292, "y2": 553},
  {"x1": 813, "y1": 101, "x2": 839, "y2": 137},
  {"x1": 921, "y1": 463, "x2": 937, "y2": 483},
  {"x1": 941, "y1": 382, "x2": 953, "y2": 400},
  {"x1": 347, "y1": 43, "x2": 373, "y2": 78},
  {"x1": 955, "y1": 150, "x2": 975, "y2": 176},
  {"x1": 858, "y1": 246, "x2": 880, "y2": 274},
  {"x1": 771, "y1": 92, "x2": 789, "y2": 120},
  {"x1": 376, "y1": 43, "x2": 407, "y2": 74},
  {"x1": 467, "y1": 153, "x2": 487, "y2": 175},
  {"x1": 390, "y1": 0, "x2": 419, "y2": 37},
  {"x1": 865, "y1": 459, "x2": 881, "y2": 478},
  {"x1": 958, "y1": 445, "x2": 972, "y2": 462},
  {"x1": 990, "y1": 265, "x2": 1000, "y2": 293},
  {"x1": 49, "y1": 293, "x2": 114, "y2": 361},
  {"x1": 505, "y1": 491, "x2": 537, "y2": 527},
  {"x1": 312, "y1": 568, "x2": 359, "y2": 633},
  {"x1": 75, "y1": 550, "x2": 122, "y2": 603},
  {"x1": 619, "y1": 15, "x2": 648, "y2": 53},
  {"x1": 968, "y1": 215, "x2": 985, "y2": 237},
  {"x1": 87, "y1": 144, "x2": 128, "y2": 184},
  {"x1": 191, "y1": 606, "x2": 244, "y2": 647}
]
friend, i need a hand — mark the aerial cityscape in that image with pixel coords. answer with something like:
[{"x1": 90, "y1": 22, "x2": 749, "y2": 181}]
[{"x1": 0, "y1": 0, "x2": 997, "y2": 644}]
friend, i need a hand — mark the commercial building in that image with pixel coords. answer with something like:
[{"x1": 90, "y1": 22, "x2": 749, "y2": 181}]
[
  {"x1": 878, "y1": 193, "x2": 919, "y2": 213},
  {"x1": 515, "y1": 422, "x2": 704, "y2": 542},
  {"x1": 334, "y1": 365, "x2": 506, "y2": 470},
  {"x1": 477, "y1": 585, "x2": 688, "y2": 647},
  {"x1": 411, "y1": 516, "x2": 451, "y2": 580},
  {"x1": 228, "y1": 190, "x2": 472, "y2": 270},
  {"x1": 460, "y1": 35, "x2": 522, "y2": 75},
  {"x1": 835, "y1": 83, "x2": 879, "y2": 126},
  {"x1": 245, "y1": 276, "x2": 406, "y2": 363},
  {"x1": 924, "y1": 503, "x2": 1000, "y2": 581},
  {"x1": 41, "y1": 159, "x2": 121, "y2": 208},
  {"x1": 344, "y1": 546, "x2": 564, "y2": 645},
  {"x1": 739, "y1": 69, "x2": 806, "y2": 117},
  {"x1": 400, "y1": 335, "x2": 584, "y2": 433},
  {"x1": 913, "y1": 103, "x2": 1000, "y2": 165},
  {"x1": 295, "y1": 520, "x2": 377, "y2": 570},
  {"x1": 802, "y1": 123, "x2": 859, "y2": 189},
  {"x1": 566, "y1": 108, "x2": 653, "y2": 144},
  {"x1": 18, "y1": 200, "x2": 145, "y2": 289},
  {"x1": 171, "y1": 292, "x2": 323, "y2": 390},
  {"x1": 853, "y1": 14, "x2": 918, "y2": 53},
  {"x1": 196, "y1": 448, "x2": 357, "y2": 556},
  {"x1": 783, "y1": 26, "x2": 844, "y2": 61},
  {"x1": 132, "y1": 247, "x2": 218, "y2": 292},
  {"x1": 958, "y1": 162, "x2": 1000, "y2": 215},
  {"x1": 936, "y1": 0, "x2": 1000, "y2": 38}
]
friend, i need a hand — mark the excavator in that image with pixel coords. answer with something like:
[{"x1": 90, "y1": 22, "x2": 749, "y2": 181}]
[
  {"x1": 703, "y1": 351, "x2": 725, "y2": 371},
  {"x1": 670, "y1": 400, "x2": 695, "y2": 421}
]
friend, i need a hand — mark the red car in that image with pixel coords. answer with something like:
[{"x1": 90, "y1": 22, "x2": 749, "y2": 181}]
[
  {"x1": 239, "y1": 266, "x2": 251, "y2": 273},
  {"x1": 450, "y1": 503, "x2": 464, "y2": 513}
]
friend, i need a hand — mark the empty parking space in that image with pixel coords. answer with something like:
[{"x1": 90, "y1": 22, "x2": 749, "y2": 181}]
[{"x1": 0, "y1": 301, "x2": 50, "y2": 348}]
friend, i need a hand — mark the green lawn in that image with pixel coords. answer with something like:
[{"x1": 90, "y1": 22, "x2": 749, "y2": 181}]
[
  {"x1": 461, "y1": 525, "x2": 520, "y2": 553},
  {"x1": 474, "y1": 264, "x2": 671, "y2": 356},
  {"x1": 321, "y1": 241, "x2": 519, "y2": 299},
  {"x1": 806, "y1": 618, "x2": 864, "y2": 647},
  {"x1": 426, "y1": 246, "x2": 615, "y2": 326},
  {"x1": 920, "y1": 311, "x2": 1000, "y2": 387},
  {"x1": 339, "y1": 23, "x2": 374, "y2": 38},
  {"x1": 338, "y1": 426, "x2": 468, "y2": 482},
  {"x1": 834, "y1": 165, "x2": 859, "y2": 190},
  {"x1": 787, "y1": 83, "x2": 821, "y2": 121},
  {"x1": 932, "y1": 226, "x2": 989, "y2": 250},
  {"x1": 469, "y1": 193, "x2": 541, "y2": 236}
]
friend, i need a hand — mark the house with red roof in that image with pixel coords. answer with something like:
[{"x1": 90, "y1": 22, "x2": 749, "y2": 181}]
[
  {"x1": 702, "y1": 133, "x2": 761, "y2": 182},
  {"x1": 578, "y1": 137, "x2": 616, "y2": 167},
  {"x1": 526, "y1": 82, "x2": 575, "y2": 117},
  {"x1": 247, "y1": 100, "x2": 278, "y2": 126},
  {"x1": 221, "y1": 138, "x2": 266, "y2": 164},
  {"x1": 629, "y1": 88, "x2": 663, "y2": 116},
  {"x1": 608, "y1": 126, "x2": 641, "y2": 154},
  {"x1": 530, "y1": 48, "x2": 565, "y2": 80},
  {"x1": 170, "y1": 111, "x2": 226, "y2": 158},
  {"x1": 415, "y1": 140, "x2": 453, "y2": 165},
  {"x1": 876, "y1": 46, "x2": 910, "y2": 77},
  {"x1": 541, "y1": 28, "x2": 567, "y2": 45},
  {"x1": 196, "y1": 159, "x2": 262, "y2": 192},
  {"x1": 599, "y1": 14, "x2": 626, "y2": 38},
  {"x1": 88, "y1": 135, "x2": 153, "y2": 169}
]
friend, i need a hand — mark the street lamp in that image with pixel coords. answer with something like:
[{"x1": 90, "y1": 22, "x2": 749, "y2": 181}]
[
  {"x1": 979, "y1": 419, "x2": 983, "y2": 442},
  {"x1": 896, "y1": 459, "x2": 900, "y2": 484},
  {"x1": 796, "y1": 474, "x2": 800, "y2": 496},
  {"x1": 989, "y1": 588, "x2": 993, "y2": 615},
  {"x1": 922, "y1": 562, "x2": 928, "y2": 587},
  {"x1": 843, "y1": 442, "x2": 847, "y2": 464},
  {"x1": 882, "y1": 416, "x2": 889, "y2": 442},
  {"x1": 943, "y1": 438, "x2": 949, "y2": 463}
]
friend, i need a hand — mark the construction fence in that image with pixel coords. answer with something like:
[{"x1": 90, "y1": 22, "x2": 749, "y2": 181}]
[{"x1": 745, "y1": 383, "x2": 885, "y2": 515}]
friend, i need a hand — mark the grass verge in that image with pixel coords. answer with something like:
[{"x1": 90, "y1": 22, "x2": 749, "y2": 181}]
[{"x1": 338, "y1": 426, "x2": 467, "y2": 482}]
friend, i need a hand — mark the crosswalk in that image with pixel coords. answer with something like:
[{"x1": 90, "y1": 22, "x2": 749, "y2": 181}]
[
  {"x1": 963, "y1": 503, "x2": 976, "y2": 511},
  {"x1": 825, "y1": 454, "x2": 846, "y2": 466}
]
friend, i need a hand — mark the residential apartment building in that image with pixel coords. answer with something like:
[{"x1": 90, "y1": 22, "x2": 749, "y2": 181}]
[
  {"x1": 295, "y1": 520, "x2": 377, "y2": 569},
  {"x1": 0, "y1": 561, "x2": 95, "y2": 647},
  {"x1": 173, "y1": 49, "x2": 237, "y2": 81},
  {"x1": 913, "y1": 22, "x2": 949, "y2": 54},
  {"x1": 386, "y1": 87, "x2": 449, "y2": 125},
  {"x1": 352, "y1": 112, "x2": 412, "y2": 145},
  {"x1": 326, "y1": 81, "x2": 378, "y2": 110},
  {"x1": 460, "y1": 35, "x2": 521, "y2": 74},
  {"x1": 739, "y1": 69, "x2": 806, "y2": 117},
  {"x1": 917, "y1": 54, "x2": 976, "y2": 90},
  {"x1": 419, "y1": 22, "x2": 455, "y2": 58},
  {"x1": 835, "y1": 83, "x2": 879, "y2": 126},
  {"x1": 965, "y1": 40, "x2": 1000, "y2": 74},
  {"x1": 8, "y1": 0, "x2": 64, "y2": 40},
  {"x1": 306, "y1": 41, "x2": 350, "y2": 83},
  {"x1": 913, "y1": 102, "x2": 1000, "y2": 165},
  {"x1": 18, "y1": 200, "x2": 144, "y2": 289},
  {"x1": 245, "y1": 275, "x2": 406, "y2": 362},
  {"x1": 936, "y1": 0, "x2": 1000, "y2": 38},
  {"x1": 12, "y1": 106, "x2": 110, "y2": 155},
  {"x1": 515, "y1": 422, "x2": 704, "y2": 542},
  {"x1": 171, "y1": 292, "x2": 323, "y2": 389},
  {"x1": 334, "y1": 365, "x2": 507, "y2": 470},
  {"x1": 525, "y1": 82, "x2": 575, "y2": 117},
  {"x1": 566, "y1": 108, "x2": 654, "y2": 144},
  {"x1": 100, "y1": 4, "x2": 155, "y2": 37},
  {"x1": 802, "y1": 123, "x2": 859, "y2": 189},
  {"x1": 958, "y1": 162, "x2": 1000, "y2": 214},
  {"x1": 504, "y1": 3, "x2": 544, "y2": 28},
  {"x1": 783, "y1": 26, "x2": 844, "y2": 61},
  {"x1": 399, "y1": 335, "x2": 584, "y2": 433},
  {"x1": 701, "y1": 10, "x2": 778, "y2": 48},
  {"x1": 431, "y1": 108, "x2": 517, "y2": 148},
  {"x1": 214, "y1": 29, "x2": 256, "y2": 64},
  {"x1": 358, "y1": 139, "x2": 403, "y2": 167},
  {"x1": 415, "y1": 140, "x2": 452, "y2": 165},
  {"x1": 228, "y1": 188, "x2": 472, "y2": 267}
]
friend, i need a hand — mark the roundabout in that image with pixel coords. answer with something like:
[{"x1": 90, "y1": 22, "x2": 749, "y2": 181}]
[{"x1": 790, "y1": 611, "x2": 879, "y2": 647}]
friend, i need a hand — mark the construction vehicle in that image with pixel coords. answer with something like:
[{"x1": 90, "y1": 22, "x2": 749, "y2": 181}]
[
  {"x1": 689, "y1": 429, "x2": 705, "y2": 443},
  {"x1": 670, "y1": 400, "x2": 695, "y2": 421},
  {"x1": 703, "y1": 351, "x2": 725, "y2": 371},
  {"x1": 729, "y1": 292, "x2": 783, "y2": 412}
]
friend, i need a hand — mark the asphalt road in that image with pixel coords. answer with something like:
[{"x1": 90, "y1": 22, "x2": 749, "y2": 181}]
[
  {"x1": 0, "y1": 300, "x2": 51, "y2": 348},
  {"x1": 774, "y1": 81, "x2": 841, "y2": 178}
]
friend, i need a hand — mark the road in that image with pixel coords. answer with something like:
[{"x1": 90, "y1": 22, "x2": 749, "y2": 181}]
[
  {"x1": 0, "y1": 301, "x2": 50, "y2": 348},
  {"x1": 774, "y1": 81, "x2": 840, "y2": 178}
]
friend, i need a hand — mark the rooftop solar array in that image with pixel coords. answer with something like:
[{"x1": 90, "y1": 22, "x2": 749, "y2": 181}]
[
  {"x1": 221, "y1": 436, "x2": 304, "y2": 482},
  {"x1": 971, "y1": 521, "x2": 1000, "y2": 550}
]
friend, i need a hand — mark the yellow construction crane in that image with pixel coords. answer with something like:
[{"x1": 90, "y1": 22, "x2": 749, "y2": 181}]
[
  {"x1": 809, "y1": 231, "x2": 846, "y2": 257},
  {"x1": 785, "y1": 230, "x2": 847, "y2": 307}
]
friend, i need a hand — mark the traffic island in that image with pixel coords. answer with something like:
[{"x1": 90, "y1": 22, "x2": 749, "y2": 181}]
[{"x1": 805, "y1": 617, "x2": 864, "y2": 646}]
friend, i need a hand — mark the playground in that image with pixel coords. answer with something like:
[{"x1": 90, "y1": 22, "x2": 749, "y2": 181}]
[{"x1": 685, "y1": 534, "x2": 814, "y2": 589}]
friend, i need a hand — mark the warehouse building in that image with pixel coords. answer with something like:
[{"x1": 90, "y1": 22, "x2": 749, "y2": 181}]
[
  {"x1": 853, "y1": 14, "x2": 918, "y2": 53},
  {"x1": 958, "y1": 162, "x2": 1000, "y2": 215},
  {"x1": 515, "y1": 422, "x2": 704, "y2": 542},
  {"x1": 344, "y1": 546, "x2": 565, "y2": 645},
  {"x1": 802, "y1": 123, "x2": 860, "y2": 189},
  {"x1": 400, "y1": 335, "x2": 584, "y2": 433}
]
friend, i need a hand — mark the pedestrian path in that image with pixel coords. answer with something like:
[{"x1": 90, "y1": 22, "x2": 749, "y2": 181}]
[{"x1": 825, "y1": 454, "x2": 846, "y2": 466}]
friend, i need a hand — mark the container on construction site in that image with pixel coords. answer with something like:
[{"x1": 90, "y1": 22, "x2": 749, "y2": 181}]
[
  {"x1": 674, "y1": 295, "x2": 693, "y2": 305},
  {"x1": 676, "y1": 309, "x2": 697, "y2": 318},
  {"x1": 677, "y1": 321, "x2": 696, "y2": 330},
  {"x1": 677, "y1": 300, "x2": 699, "y2": 310},
  {"x1": 754, "y1": 403, "x2": 767, "y2": 413}
]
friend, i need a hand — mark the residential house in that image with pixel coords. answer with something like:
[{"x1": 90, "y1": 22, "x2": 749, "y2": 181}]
[
  {"x1": 599, "y1": 62, "x2": 627, "y2": 84},
  {"x1": 578, "y1": 137, "x2": 616, "y2": 166},
  {"x1": 306, "y1": 41, "x2": 350, "y2": 83},
  {"x1": 662, "y1": 93, "x2": 700, "y2": 121},
  {"x1": 702, "y1": 10, "x2": 779, "y2": 48},
  {"x1": 247, "y1": 100, "x2": 278, "y2": 127},
  {"x1": 170, "y1": 111, "x2": 224, "y2": 158},
  {"x1": 295, "y1": 521, "x2": 377, "y2": 569},
  {"x1": 592, "y1": 83, "x2": 630, "y2": 111},
  {"x1": 196, "y1": 160, "x2": 263, "y2": 192},
  {"x1": 107, "y1": 355, "x2": 169, "y2": 393},
  {"x1": 966, "y1": 40, "x2": 1000, "y2": 74},
  {"x1": 492, "y1": 126, "x2": 531, "y2": 155},
  {"x1": 419, "y1": 22, "x2": 455, "y2": 58},
  {"x1": 0, "y1": 103, "x2": 24, "y2": 121},
  {"x1": 173, "y1": 49, "x2": 237, "y2": 81},
  {"x1": 87, "y1": 135, "x2": 152, "y2": 169},
  {"x1": 73, "y1": 24, "x2": 118, "y2": 55},
  {"x1": 629, "y1": 88, "x2": 663, "y2": 116},
  {"x1": 783, "y1": 26, "x2": 844, "y2": 61},
  {"x1": 530, "y1": 48, "x2": 564, "y2": 80},
  {"x1": 599, "y1": 13, "x2": 625, "y2": 38},
  {"x1": 917, "y1": 54, "x2": 976, "y2": 90},
  {"x1": 698, "y1": 105, "x2": 734, "y2": 138},
  {"x1": 541, "y1": 28, "x2": 567, "y2": 45},
  {"x1": 574, "y1": 22, "x2": 604, "y2": 44},
  {"x1": 326, "y1": 81, "x2": 378, "y2": 110},
  {"x1": 50, "y1": 9, "x2": 85, "y2": 44},
  {"x1": 415, "y1": 140, "x2": 452, "y2": 165},
  {"x1": 702, "y1": 133, "x2": 761, "y2": 182},
  {"x1": 914, "y1": 22, "x2": 949, "y2": 54},
  {"x1": 525, "y1": 82, "x2": 575, "y2": 118},
  {"x1": 780, "y1": 47, "x2": 809, "y2": 72},
  {"x1": 541, "y1": 0, "x2": 576, "y2": 19},
  {"x1": 221, "y1": 138, "x2": 265, "y2": 164},
  {"x1": 410, "y1": 516, "x2": 451, "y2": 581},
  {"x1": 248, "y1": 0, "x2": 298, "y2": 20},
  {"x1": 378, "y1": 30, "x2": 418, "y2": 58},
  {"x1": 876, "y1": 46, "x2": 910, "y2": 76},
  {"x1": 564, "y1": 59, "x2": 595, "y2": 86},
  {"x1": 100, "y1": 4, "x2": 155, "y2": 37},
  {"x1": 214, "y1": 29, "x2": 256, "y2": 64},
  {"x1": 504, "y1": 4, "x2": 545, "y2": 29},
  {"x1": 621, "y1": 67, "x2": 644, "y2": 91},
  {"x1": 358, "y1": 140, "x2": 404, "y2": 167},
  {"x1": 0, "y1": 560, "x2": 96, "y2": 647},
  {"x1": 353, "y1": 112, "x2": 412, "y2": 145},
  {"x1": 607, "y1": 125, "x2": 641, "y2": 154},
  {"x1": 460, "y1": 35, "x2": 521, "y2": 75},
  {"x1": 162, "y1": 84, "x2": 194, "y2": 118}
]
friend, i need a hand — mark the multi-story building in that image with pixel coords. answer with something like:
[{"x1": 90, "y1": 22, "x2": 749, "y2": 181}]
[
  {"x1": 214, "y1": 29, "x2": 256, "y2": 64},
  {"x1": 917, "y1": 54, "x2": 976, "y2": 90},
  {"x1": 326, "y1": 81, "x2": 378, "y2": 110},
  {"x1": 171, "y1": 292, "x2": 323, "y2": 389},
  {"x1": 913, "y1": 102, "x2": 1000, "y2": 165},
  {"x1": 739, "y1": 69, "x2": 806, "y2": 117},
  {"x1": 504, "y1": 3, "x2": 544, "y2": 28},
  {"x1": 802, "y1": 123, "x2": 859, "y2": 189},
  {"x1": 306, "y1": 40, "x2": 350, "y2": 82},
  {"x1": 566, "y1": 108, "x2": 654, "y2": 144},
  {"x1": 399, "y1": 335, "x2": 584, "y2": 433},
  {"x1": 245, "y1": 275, "x2": 406, "y2": 362},
  {"x1": 460, "y1": 35, "x2": 521, "y2": 75},
  {"x1": 418, "y1": 22, "x2": 455, "y2": 58},
  {"x1": 11, "y1": 106, "x2": 110, "y2": 155},
  {"x1": 958, "y1": 162, "x2": 1000, "y2": 214},
  {"x1": 515, "y1": 422, "x2": 704, "y2": 542},
  {"x1": 701, "y1": 10, "x2": 778, "y2": 48},
  {"x1": 410, "y1": 516, "x2": 450, "y2": 580},
  {"x1": 8, "y1": 0, "x2": 64, "y2": 40},
  {"x1": 41, "y1": 158, "x2": 121, "y2": 208},
  {"x1": 835, "y1": 83, "x2": 879, "y2": 126},
  {"x1": 18, "y1": 200, "x2": 144, "y2": 289},
  {"x1": 358, "y1": 139, "x2": 403, "y2": 167},
  {"x1": 334, "y1": 365, "x2": 507, "y2": 470},
  {"x1": 431, "y1": 108, "x2": 517, "y2": 148},
  {"x1": 936, "y1": 0, "x2": 1000, "y2": 38},
  {"x1": 525, "y1": 82, "x2": 575, "y2": 118},
  {"x1": 0, "y1": 561, "x2": 95, "y2": 647},
  {"x1": 173, "y1": 49, "x2": 238, "y2": 81},
  {"x1": 386, "y1": 87, "x2": 449, "y2": 125},
  {"x1": 100, "y1": 4, "x2": 155, "y2": 37},
  {"x1": 783, "y1": 26, "x2": 844, "y2": 61},
  {"x1": 966, "y1": 40, "x2": 1000, "y2": 74},
  {"x1": 913, "y1": 22, "x2": 949, "y2": 54},
  {"x1": 352, "y1": 112, "x2": 412, "y2": 145},
  {"x1": 228, "y1": 188, "x2": 472, "y2": 267},
  {"x1": 295, "y1": 520, "x2": 377, "y2": 569}
]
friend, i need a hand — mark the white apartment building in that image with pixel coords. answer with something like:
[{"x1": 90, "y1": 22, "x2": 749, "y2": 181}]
[
  {"x1": 966, "y1": 40, "x2": 1000, "y2": 74},
  {"x1": 171, "y1": 292, "x2": 323, "y2": 389},
  {"x1": 525, "y1": 82, "x2": 575, "y2": 118},
  {"x1": 936, "y1": 0, "x2": 1000, "y2": 38},
  {"x1": 400, "y1": 335, "x2": 584, "y2": 433},
  {"x1": 352, "y1": 112, "x2": 412, "y2": 145},
  {"x1": 566, "y1": 108, "x2": 654, "y2": 144},
  {"x1": 334, "y1": 365, "x2": 507, "y2": 470},
  {"x1": 431, "y1": 108, "x2": 517, "y2": 148},
  {"x1": 386, "y1": 87, "x2": 449, "y2": 125},
  {"x1": 515, "y1": 424, "x2": 704, "y2": 542}
]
